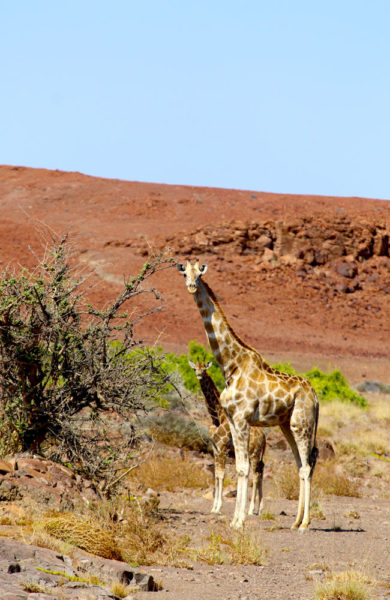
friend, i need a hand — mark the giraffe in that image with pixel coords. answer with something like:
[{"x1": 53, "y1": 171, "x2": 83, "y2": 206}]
[
  {"x1": 177, "y1": 260, "x2": 319, "y2": 530},
  {"x1": 189, "y1": 359, "x2": 266, "y2": 515}
]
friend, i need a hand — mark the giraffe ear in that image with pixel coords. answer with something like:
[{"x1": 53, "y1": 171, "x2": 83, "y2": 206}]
[
  {"x1": 188, "y1": 359, "x2": 196, "y2": 369},
  {"x1": 205, "y1": 360, "x2": 213, "y2": 369},
  {"x1": 199, "y1": 264, "x2": 208, "y2": 275},
  {"x1": 176, "y1": 263, "x2": 186, "y2": 273}
]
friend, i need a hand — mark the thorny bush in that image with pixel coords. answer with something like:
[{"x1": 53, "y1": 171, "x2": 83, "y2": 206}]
[{"x1": 0, "y1": 235, "x2": 177, "y2": 491}]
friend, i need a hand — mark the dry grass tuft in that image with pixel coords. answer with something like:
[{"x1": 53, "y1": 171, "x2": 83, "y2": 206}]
[
  {"x1": 21, "y1": 580, "x2": 53, "y2": 594},
  {"x1": 314, "y1": 569, "x2": 373, "y2": 600},
  {"x1": 260, "y1": 510, "x2": 276, "y2": 521},
  {"x1": 274, "y1": 460, "x2": 360, "y2": 500},
  {"x1": 313, "y1": 463, "x2": 361, "y2": 497},
  {"x1": 193, "y1": 525, "x2": 268, "y2": 566},
  {"x1": 370, "y1": 398, "x2": 390, "y2": 424},
  {"x1": 345, "y1": 510, "x2": 360, "y2": 519},
  {"x1": 228, "y1": 529, "x2": 268, "y2": 565},
  {"x1": 274, "y1": 463, "x2": 299, "y2": 500},
  {"x1": 129, "y1": 453, "x2": 212, "y2": 491},
  {"x1": 357, "y1": 431, "x2": 390, "y2": 457},
  {"x1": 319, "y1": 401, "x2": 366, "y2": 422},
  {"x1": 28, "y1": 529, "x2": 75, "y2": 556},
  {"x1": 194, "y1": 532, "x2": 227, "y2": 565},
  {"x1": 40, "y1": 513, "x2": 122, "y2": 560},
  {"x1": 310, "y1": 501, "x2": 326, "y2": 520},
  {"x1": 17, "y1": 496, "x2": 189, "y2": 567},
  {"x1": 110, "y1": 582, "x2": 132, "y2": 598}
]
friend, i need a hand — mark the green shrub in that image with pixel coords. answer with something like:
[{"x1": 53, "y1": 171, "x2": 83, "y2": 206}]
[
  {"x1": 305, "y1": 368, "x2": 367, "y2": 407},
  {"x1": 273, "y1": 363, "x2": 367, "y2": 407},
  {"x1": 165, "y1": 340, "x2": 225, "y2": 393},
  {"x1": 271, "y1": 362, "x2": 297, "y2": 375},
  {"x1": 164, "y1": 342, "x2": 367, "y2": 408}
]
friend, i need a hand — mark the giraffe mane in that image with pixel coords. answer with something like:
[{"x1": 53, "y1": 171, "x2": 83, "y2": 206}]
[{"x1": 202, "y1": 280, "x2": 269, "y2": 368}]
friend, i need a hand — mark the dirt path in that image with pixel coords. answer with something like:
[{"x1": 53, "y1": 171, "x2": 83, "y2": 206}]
[{"x1": 138, "y1": 491, "x2": 390, "y2": 600}]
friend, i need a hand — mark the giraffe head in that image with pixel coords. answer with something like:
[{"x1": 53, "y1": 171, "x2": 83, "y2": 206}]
[
  {"x1": 177, "y1": 260, "x2": 208, "y2": 294},
  {"x1": 189, "y1": 359, "x2": 213, "y2": 379}
]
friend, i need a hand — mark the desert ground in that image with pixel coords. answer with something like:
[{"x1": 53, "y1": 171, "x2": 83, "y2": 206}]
[{"x1": 0, "y1": 165, "x2": 389, "y2": 599}]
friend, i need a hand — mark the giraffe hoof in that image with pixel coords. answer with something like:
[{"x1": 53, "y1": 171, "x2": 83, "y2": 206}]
[
  {"x1": 291, "y1": 522, "x2": 300, "y2": 530},
  {"x1": 298, "y1": 523, "x2": 309, "y2": 533}
]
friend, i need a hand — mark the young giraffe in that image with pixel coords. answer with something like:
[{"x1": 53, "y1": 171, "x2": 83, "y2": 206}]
[
  {"x1": 189, "y1": 359, "x2": 266, "y2": 515},
  {"x1": 178, "y1": 260, "x2": 319, "y2": 530}
]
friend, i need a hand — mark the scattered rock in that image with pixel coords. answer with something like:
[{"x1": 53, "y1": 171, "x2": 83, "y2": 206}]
[
  {"x1": 0, "y1": 537, "x2": 158, "y2": 600},
  {"x1": 0, "y1": 459, "x2": 14, "y2": 474},
  {"x1": 0, "y1": 456, "x2": 99, "y2": 509},
  {"x1": 334, "y1": 259, "x2": 358, "y2": 279},
  {"x1": 317, "y1": 439, "x2": 336, "y2": 461}
]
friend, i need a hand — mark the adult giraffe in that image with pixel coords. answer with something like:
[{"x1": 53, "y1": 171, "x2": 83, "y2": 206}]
[{"x1": 177, "y1": 260, "x2": 319, "y2": 530}]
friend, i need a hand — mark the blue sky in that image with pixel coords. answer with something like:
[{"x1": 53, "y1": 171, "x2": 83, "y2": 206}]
[{"x1": 1, "y1": 1, "x2": 390, "y2": 199}]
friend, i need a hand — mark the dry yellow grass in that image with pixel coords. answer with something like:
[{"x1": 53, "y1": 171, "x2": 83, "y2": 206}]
[
  {"x1": 314, "y1": 569, "x2": 373, "y2": 600},
  {"x1": 129, "y1": 453, "x2": 212, "y2": 491},
  {"x1": 320, "y1": 401, "x2": 366, "y2": 421},
  {"x1": 6, "y1": 495, "x2": 190, "y2": 568},
  {"x1": 28, "y1": 530, "x2": 75, "y2": 556},
  {"x1": 194, "y1": 532, "x2": 227, "y2": 565},
  {"x1": 193, "y1": 525, "x2": 268, "y2": 566},
  {"x1": 274, "y1": 460, "x2": 360, "y2": 499},
  {"x1": 313, "y1": 462, "x2": 361, "y2": 497},
  {"x1": 41, "y1": 513, "x2": 122, "y2": 560},
  {"x1": 357, "y1": 431, "x2": 390, "y2": 456},
  {"x1": 274, "y1": 463, "x2": 299, "y2": 500},
  {"x1": 310, "y1": 500, "x2": 326, "y2": 520},
  {"x1": 370, "y1": 398, "x2": 390, "y2": 423},
  {"x1": 34, "y1": 497, "x2": 190, "y2": 567},
  {"x1": 228, "y1": 529, "x2": 268, "y2": 565},
  {"x1": 336, "y1": 430, "x2": 390, "y2": 459}
]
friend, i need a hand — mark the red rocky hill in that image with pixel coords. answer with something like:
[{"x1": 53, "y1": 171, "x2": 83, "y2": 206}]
[{"x1": 0, "y1": 165, "x2": 389, "y2": 383}]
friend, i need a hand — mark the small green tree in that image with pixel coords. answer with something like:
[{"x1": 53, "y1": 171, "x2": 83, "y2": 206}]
[{"x1": 0, "y1": 235, "x2": 176, "y2": 488}]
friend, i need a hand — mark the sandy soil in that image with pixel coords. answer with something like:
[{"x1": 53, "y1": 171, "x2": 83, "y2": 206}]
[{"x1": 137, "y1": 491, "x2": 390, "y2": 600}]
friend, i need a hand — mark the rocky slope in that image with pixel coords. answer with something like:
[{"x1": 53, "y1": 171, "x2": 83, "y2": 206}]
[{"x1": 0, "y1": 164, "x2": 389, "y2": 383}]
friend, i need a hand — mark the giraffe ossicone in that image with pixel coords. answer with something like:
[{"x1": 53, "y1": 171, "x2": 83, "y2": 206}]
[
  {"x1": 178, "y1": 260, "x2": 319, "y2": 530},
  {"x1": 189, "y1": 359, "x2": 266, "y2": 515}
]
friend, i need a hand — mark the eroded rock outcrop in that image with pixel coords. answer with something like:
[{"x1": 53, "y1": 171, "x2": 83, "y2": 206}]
[
  {"x1": 0, "y1": 455, "x2": 99, "y2": 509},
  {"x1": 0, "y1": 537, "x2": 157, "y2": 599},
  {"x1": 128, "y1": 215, "x2": 390, "y2": 296}
]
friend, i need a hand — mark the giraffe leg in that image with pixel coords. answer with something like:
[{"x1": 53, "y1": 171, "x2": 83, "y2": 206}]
[
  {"x1": 283, "y1": 398, "x2": 318, "y2": 531},
  {"x1": 248, "y1": 460, "x2": 264, "y2": 515},
  {"x1": 211, "y1": 440, "x2": 227, "y2": 514},
  {"x1": 229, "y1": 421, "x2": 250, "y2": 529},
  {"x1": 248, "y1": 429, "x2": 266, "y2": 516},
  {"x1": 294, "y1": 432, "x2": 318, "y2": 530},
  {"x1": 211, "y1": 467, "x2": 224, "y2": 513},
  {"x1": 280, "y1": 422, "x2": 304, "y2": 530}
]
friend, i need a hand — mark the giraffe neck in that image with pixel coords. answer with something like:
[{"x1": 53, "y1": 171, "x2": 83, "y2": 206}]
[
  {"x1": 194, "y1": 279, "x2": 259, "y2": 381},
  {"x1": 199, "y1": 372, "x2": 225, "y2": 427}
]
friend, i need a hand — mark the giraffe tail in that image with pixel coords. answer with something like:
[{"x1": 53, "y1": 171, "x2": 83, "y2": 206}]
[{"x1": 309, "y1": 401, "x2": 319, "y2": 475}]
